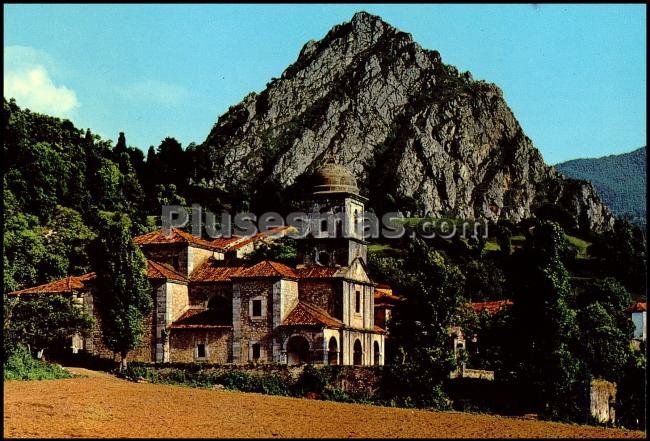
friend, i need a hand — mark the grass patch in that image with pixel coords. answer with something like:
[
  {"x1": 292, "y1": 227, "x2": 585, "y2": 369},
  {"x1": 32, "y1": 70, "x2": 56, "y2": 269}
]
[
  {"x1": 565, "y1": 234, "x2": 591, "y2": 259},
  {"x1": 392, "y1": 216, "x2": 478, "y2": 229},
  {"x1": 368, "y1": 243, "x2": 393, "y2": 253},
  {"x1": 3, "y1": 346, "x2": 72, "y2": 381}
]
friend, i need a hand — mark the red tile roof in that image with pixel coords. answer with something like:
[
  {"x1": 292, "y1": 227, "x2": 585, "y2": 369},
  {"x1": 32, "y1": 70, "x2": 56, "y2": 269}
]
[
  {"x1": 470, "y1": 300, "x2": 513, "y2": 315},
  {"x1": 373, "y1": 325, "x2": 387, "y2": 334},
  {"x1": 282, "y1": 302, "x2": 344, "y2": 328},
  {"x1": 190, "y1": 259, "x2": 244, "y2": 283},
  {"x1": 234, "y1": 260, "x2": 298, "y2": 279},
  {"x1": 374, "y1": 285, "x2": 401, "y2": 303},
  {"x1": 134, "y1": 228, "x2": 223, "y2": 251},
  {"x1": 147, "y1": 260, "x2": 188, "y2": 283},
  {"x1": 627, "y1": 302, "x2": 647, "y2": 313},
  {"x1": 210, "y1": 226, "x2": 296, "y2": 251},
  {"x1": 9, "y1": 272, "x2": 96, "y2": 296},
  {"x1": 294, "y1": 266, "x2": 341, "y2": 279},
  {"x1": 170, "y1": 308, "x2": 232, "y2": 329},
  {"x1": 210, "y1": 236, "x2": 248, "y2": 249}
]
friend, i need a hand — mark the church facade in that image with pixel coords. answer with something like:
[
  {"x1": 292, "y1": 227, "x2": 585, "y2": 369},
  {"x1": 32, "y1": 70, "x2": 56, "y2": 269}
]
[{"x1": 10, "y1": 163, "x2": 398, "y2": 366}]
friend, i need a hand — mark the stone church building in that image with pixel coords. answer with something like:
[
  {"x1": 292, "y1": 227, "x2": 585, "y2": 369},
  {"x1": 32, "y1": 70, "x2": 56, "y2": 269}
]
[{"x1": 10, "y1": 163, "x2": 399, "y2": 366}]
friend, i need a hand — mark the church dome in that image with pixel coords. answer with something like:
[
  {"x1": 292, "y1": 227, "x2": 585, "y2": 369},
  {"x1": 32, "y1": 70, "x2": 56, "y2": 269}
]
[{"x1": 312, "y1": 161, "x2": 359, "y2": 195}]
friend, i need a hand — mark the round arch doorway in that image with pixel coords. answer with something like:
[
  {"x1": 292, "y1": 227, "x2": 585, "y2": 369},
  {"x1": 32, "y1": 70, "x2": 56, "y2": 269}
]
[
  {"x1": 327, "y1": 337, "x2": 339, "y2": 365},
  {"x1": 373, "y1": 341, "x2": 381, "y2": 365},
  {"x1": 286, "y1": 335, "x2": 310, "y2": 365},
  {"x1": 353, "y1": 339, "x2": 363, "y2": 366}
]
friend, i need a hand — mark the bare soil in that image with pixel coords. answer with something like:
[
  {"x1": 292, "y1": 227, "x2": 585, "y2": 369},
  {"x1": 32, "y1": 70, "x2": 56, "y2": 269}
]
[{"x1": 3, "y1": 370, "x2": 645, "y2": 438}]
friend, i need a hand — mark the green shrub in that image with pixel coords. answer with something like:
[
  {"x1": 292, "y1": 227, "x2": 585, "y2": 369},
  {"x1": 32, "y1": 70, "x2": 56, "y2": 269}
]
[
  {"x1": 3, "y1": 345, "x2": 72, "y2": 381},
  {"x1": 256, "y1": 373, "x2": 291, "y2": 396},
  {"x1": 380, "y1": 364, "x2": 451, "y2": 410},
  {"x1": 321, "y1": 385, "x2": 355, "y2": 403},
  {"x1": 123, "y1": 364, "x2": 159, "y2": 382},
  {"x1": 293, "y1": 365, "x2": 329, "y2": 395}
]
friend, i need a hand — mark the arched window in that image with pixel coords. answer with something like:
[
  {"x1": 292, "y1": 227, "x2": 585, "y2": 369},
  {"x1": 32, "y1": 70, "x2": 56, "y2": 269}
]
[
  {"x1": 353, "y1": 209, "x2": 360, "y2": 235},
  {"x1": 328, "y1": 337, "x2": 338, "y2": 365},
  {"x1": 353, "y1": 339, "x2": 363, "y2": 366},
  {"x1": 373, "y1": 341, "x2": 381, "y2": 366},
  {"x1": 286, "y1": 335, "x2": 310, "y2": 365},
  {"x1": 208, "y1": 295, "x2": 231, "y2": 324},
  {"x1": 316, "y1": 251, "x2": 330, "y2": 266}
]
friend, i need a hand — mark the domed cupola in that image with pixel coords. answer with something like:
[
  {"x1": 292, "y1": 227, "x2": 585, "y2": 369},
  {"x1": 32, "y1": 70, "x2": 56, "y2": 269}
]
[{"x1": 312, "y1": 161, "x2": 359, "y2": 196}]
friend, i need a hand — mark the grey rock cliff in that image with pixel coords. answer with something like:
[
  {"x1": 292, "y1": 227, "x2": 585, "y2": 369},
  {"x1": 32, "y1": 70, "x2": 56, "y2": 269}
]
[{"x1": 201, "y1": 11, "x2": 614, "y2": 232}]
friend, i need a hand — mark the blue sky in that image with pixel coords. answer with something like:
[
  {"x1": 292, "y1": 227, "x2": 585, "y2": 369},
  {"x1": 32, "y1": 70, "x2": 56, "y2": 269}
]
[{"x1": 3, "y1": 4, "x2": 646, "y2": 164}]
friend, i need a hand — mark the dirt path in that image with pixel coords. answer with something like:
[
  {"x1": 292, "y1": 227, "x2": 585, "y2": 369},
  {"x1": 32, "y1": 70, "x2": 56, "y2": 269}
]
[
  {"x1": 3, "y1": 374, "x2": 645, "y2": 438},
  {"x1": 63, "y1": 367, "x2": 113, "y2": 378}
]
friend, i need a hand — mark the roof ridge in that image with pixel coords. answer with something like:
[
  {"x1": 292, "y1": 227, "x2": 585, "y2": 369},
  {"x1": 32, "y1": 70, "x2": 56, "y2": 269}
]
[
  {"x1": 9, "y1": 271, "x2": 95, "y2": 296},
  {"x1": 147, "y1": 259, "x2": 188, "y2": 282}
]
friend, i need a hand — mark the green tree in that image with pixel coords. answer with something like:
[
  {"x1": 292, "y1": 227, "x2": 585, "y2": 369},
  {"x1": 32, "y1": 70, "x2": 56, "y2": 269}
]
[
  {"x1": 616, "y1": 348, "x2": 646, "y2": 429},
  {"x1": 496, "y1": 223, "x2": 513, "y2": 257},
  {"x1": 385, "y1": 237, "x2": 465, "y2": 408},
  {"x1": 5, "y1": 295, "x2": 94, "y2": 359},
  {"x1": 91, "y1": 213, "x2": 152, "y2": 370},
  {"x1": 507, "y1": 220, "x2": 583, "y2": 421},
  {"x1": 244, "y1": 236, "x2": 297, "y2": 264},
  {"x1": 3, "y1": 187, "x2": 47, "y2": 290},
  {"x1": 589, "y1": 219, "x2": 647, "y2": 297},
  {"x1": 40, "y1": 206, "x2": 96, "y2": 282},
  {"x1": 576, "y1": 303, "x2": 631, "y2": 380},
  {"x1": 462, "y1": 259, "x2": 507, "y2": 301}
]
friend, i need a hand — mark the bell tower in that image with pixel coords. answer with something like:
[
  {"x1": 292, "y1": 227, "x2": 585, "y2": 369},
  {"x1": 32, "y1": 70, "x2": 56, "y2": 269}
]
[{"x1": 297, "y1": 161, "x2": 368, "y2": 267}]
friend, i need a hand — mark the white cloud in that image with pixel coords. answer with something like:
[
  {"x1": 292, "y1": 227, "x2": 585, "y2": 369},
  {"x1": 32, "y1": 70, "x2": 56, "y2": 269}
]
[
  {"x1": 3, "y1": 46, "x2": 79, "y2": 117},
  {"x1": 115, "y1": 80, "x2": 188, "y2": 107}
]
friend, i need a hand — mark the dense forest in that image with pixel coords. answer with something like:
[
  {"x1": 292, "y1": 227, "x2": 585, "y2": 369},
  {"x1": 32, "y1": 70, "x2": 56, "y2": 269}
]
[
  {"x1": 2, "y1": 98, "x2": 647, "y2": 426},
  {"x1": 3, "y1": 98, "x2": 212, "y2": 293},
  {"x1": 555, "y1": 147, "x2": 647, "y2": 225}
]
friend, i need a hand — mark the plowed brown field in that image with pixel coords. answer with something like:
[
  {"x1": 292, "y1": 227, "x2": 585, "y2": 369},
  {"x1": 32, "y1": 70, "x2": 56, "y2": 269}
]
[{"x1": 3, "y1": 369, "x2": 645, "y2": 438}]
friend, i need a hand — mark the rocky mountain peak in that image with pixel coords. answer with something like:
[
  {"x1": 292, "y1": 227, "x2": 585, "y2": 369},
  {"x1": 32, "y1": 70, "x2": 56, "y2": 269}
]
[{"x1": 199, "y1": 12, "x2": 614, "y2": 232}]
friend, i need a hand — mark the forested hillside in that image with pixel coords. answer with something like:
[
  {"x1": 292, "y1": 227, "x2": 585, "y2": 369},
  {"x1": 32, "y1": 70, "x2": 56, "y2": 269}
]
[
  {"x1": 555, "y1": 147, "x2": 646, "y2": 224},
  {"x1": 2, "y1": 98, "x2": 201, "y2": 293}
]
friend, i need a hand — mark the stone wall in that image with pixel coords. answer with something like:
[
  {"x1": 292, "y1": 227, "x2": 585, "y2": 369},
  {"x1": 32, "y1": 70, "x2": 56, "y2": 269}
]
[
  {"x1": 190, "y1": 283, "x2": 233, "y2": 309},
  {"x1": 129, "y1": 311, "x2": 156, "y2": 362},
  {"x1": 233, "y1": 279, "x2": 275, "y2": 363},
  {"x1": 141, "y1": 244, "x2": 186, "y2": 275},
  {"x1": 168, "y1": 281, "x2": 189, "y2": 322},
  {"x1": 187, "y1": 246, "x2": 220, "y2": 275},
  {"x1": 170, "y1": 328, "x2": 232, "y2": 363},
  {"x1": 298, "y1": 280, "x2": 341, "y2": 319},
  {"x1": 130, "y1": 362, "x2": 383, "y2": 398},
  {"x1": 343, "y1": 280, "x2": 373, "y2": 330},
  {"x1": 589, "y1": 379, "x2": 617, "y2": 424},
  {"x1": 86, "y1": 290, "x2": 156, "y2": 363}
]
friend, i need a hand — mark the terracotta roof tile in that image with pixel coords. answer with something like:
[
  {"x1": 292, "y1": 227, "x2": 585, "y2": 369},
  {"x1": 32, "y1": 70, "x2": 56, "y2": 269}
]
[
  {"x1": 147, "y1": 260, "x2": 188, "y2": 283},
  {"x1": 374, "y1": 285, "x2": 401, "y2": 303},
  {"x1": 627, "y1": 302, "x2": 647, "y2": 313},
  {"x1": 134, "y1": 228, "x2": 223, "y2": 251},
  {"x1": 282, "y1": 302, "x2": 343, "y2": 328},
  {"x1": 211, "y1": 226, "x2": 296, "y2": 251},
  {"x1": 470, "y1": 300, "x2": 513, "y2": 315},
  {"x1": 234, "y1": 260, "x2": 298, "y2": 279},
  {"x1": 294, "y1": 266, "x2": 341, "y2": 279},
  {"x1": 190, "y1": 259, "x2": 245, "y2": 283},
  {"x1": 10, "y1": 273, "x2": 96, "y2": 296},
  {"x1": 170, "y1": 308, "x2": 232, "y2": 329},
  {"x1": 210, "y1": 236, "x2": 248, "y2": 249}
]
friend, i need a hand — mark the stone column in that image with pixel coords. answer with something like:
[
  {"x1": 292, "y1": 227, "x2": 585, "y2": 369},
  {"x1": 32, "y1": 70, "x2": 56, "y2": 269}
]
[
  {"x1": 232, "y1": 282, "x2": 241, "y2": 363},
  {"x1": 155, "y1": 284, "x2": 169, "y2": 363}
]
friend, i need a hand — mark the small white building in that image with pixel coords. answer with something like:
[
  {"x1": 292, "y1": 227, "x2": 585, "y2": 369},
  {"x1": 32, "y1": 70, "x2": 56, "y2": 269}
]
[{"x1": 627, "y1": 302, "x2": 646, "y2": 341}]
